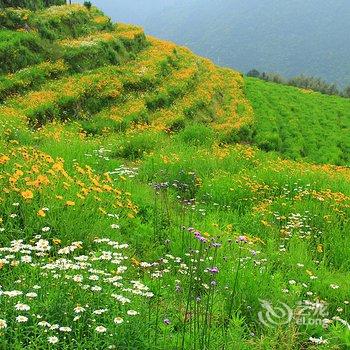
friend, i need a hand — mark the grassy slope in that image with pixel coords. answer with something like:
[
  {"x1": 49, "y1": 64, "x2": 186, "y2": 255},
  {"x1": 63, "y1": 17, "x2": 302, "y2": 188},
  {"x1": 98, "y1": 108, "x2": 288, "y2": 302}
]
[
  {"x1": 0, "y1": 4, "x2": 350, "y2": 350},
  {"x1": 245, "y1": 77, "x2": 350, "y2": 166}
]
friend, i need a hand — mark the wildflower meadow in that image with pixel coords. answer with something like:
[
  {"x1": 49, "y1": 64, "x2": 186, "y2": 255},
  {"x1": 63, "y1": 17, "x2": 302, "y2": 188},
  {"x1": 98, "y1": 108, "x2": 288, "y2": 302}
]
[{"x1": 0, "y1": 3, "x2": 349, "y2": 350}]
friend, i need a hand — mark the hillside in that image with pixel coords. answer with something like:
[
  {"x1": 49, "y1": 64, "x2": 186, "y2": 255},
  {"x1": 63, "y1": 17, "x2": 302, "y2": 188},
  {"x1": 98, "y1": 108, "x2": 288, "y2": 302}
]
[
  {"x1": 0, "y1": 4, "x2": 350, "y2": 350},
  {"x1": 86, "y1": 0, "x2": 350, "y2": 87},
  {"x1": 245, "y1": 78, "x2": 350, "y2": 165}
]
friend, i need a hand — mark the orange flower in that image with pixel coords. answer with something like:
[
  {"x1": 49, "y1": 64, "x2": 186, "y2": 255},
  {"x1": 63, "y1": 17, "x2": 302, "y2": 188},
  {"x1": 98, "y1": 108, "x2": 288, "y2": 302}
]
[
  {"x1": 21, "y1": 190, "x2": 34, "y2": 200},
  {"x1": 66, "y1": 201, "x2": 75, "y2": 206},
  {"x1": 52, "y1": 162, "x2": 64, "y2": 172},
  {"x1": 37, "y1": 209, "x2": 46, "y2": 217},
  {"x1": 0, "y1": 155, "x2": 10, "y2": 165}
]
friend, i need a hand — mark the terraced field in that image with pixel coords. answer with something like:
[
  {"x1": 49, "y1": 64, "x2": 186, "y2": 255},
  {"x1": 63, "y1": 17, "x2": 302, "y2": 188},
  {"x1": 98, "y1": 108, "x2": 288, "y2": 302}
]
[
  {"x1": 0, "y1": 4, "x2": 349, "y2": 350},
  {"x1": 245, "y1": 78, "x2": 350, "y2": 166}
]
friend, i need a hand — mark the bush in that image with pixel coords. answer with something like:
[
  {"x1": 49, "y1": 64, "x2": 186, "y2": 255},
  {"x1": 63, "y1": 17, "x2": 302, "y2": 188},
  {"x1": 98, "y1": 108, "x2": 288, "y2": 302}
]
[
  {"x1": 115, "y1": 133, "x2": 157, "y2": 160},
  {"x1": 0, "y1": 0, "x2": 65, "y2": 10},
  {"x1": 178, "y1": 124, "x2": 214, "y2": 147},
  {"x1": 83, "y1": 1, "x2": 92, "y2": 11},
  {"x1": 0, "y1": 31, "x2": 46, "y2": 73},
  {"x1": 0, "y1": 60, "x2": 68, "y2": 102},
  {"x1": 146, "y1": 92, "x2": 170, "y2": 111},
  {"x1": 167, "y1": 118, "x2": 186, "y2": 132},
  {"x1": 258, "y1": 133, "x2": 282, "y2": 152},
  {"x1": 246, "y1": 68, "x2": 349, "y2": 97},
  {"x1": 63, "y1": 39, "x2": 128, "y2": 73}
]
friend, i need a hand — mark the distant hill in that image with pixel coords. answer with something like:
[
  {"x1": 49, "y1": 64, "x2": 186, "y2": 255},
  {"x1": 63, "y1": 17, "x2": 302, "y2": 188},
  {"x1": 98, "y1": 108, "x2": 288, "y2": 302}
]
[{"x1": 80, "y1": 0, "x2": 350, "y2": 88}]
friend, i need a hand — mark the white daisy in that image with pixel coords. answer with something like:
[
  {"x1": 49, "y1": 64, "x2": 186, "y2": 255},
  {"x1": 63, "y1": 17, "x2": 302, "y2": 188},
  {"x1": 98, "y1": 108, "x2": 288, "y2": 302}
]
[
  {"x1": 74, "y1": 306, "x2": 86, "y2": 313},
  {"x1": 15, "y1": 303, "x2": 30, "y2": 311},
  {"x1": 127, "y1": 310, "x2": 139, "y2": 316},
  {"x1": 95, "y1": 326, "x2": 107, "y2": 333},
  {"x1": 114, "y1": 317, "x2": 124, "y2": 324},
  {"x1": 16, "y1": 315, "x2": 28, "y2": 323},
  {"x1": 0, "y1": 319, "x2": 7, "y2": 329},
  {"x1": 48, "y1": 336, "x2": 59, "y2": 344}
]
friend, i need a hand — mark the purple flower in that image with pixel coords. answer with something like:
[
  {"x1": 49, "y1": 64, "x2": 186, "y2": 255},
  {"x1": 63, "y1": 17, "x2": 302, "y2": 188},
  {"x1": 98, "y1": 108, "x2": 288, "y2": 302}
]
[
  {"x1": 236, "y1": 235, "x2": 248, "y2": 243},
  {"x1": 163, "y1": 318, "x2": 171, "y2": 325},
  {"x1": 208, "y1": 267, "x2": 219, "y2": 274}
]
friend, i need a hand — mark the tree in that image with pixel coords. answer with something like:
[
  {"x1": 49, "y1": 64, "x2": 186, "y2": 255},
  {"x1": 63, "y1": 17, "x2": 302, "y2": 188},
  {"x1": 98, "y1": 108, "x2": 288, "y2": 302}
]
[
  {"x1": 343, "y1": 86, "x2": 350, "y2": 98},
  {"x1": 83, "y1": 1, "x2": 91, "y2": 10},
  {"x1": 0, "y1": 0, "x2": 65, "y2": 9},
  {"x1": 247, "y1": 69, "x2": 261, "y2": 78}
]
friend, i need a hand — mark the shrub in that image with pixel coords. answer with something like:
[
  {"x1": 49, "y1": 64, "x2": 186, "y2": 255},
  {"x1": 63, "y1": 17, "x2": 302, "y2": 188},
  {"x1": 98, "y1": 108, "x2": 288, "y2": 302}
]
[
  {"x1": 0, "y1": 60, "x2": 68, "y2": 102},
  {"x1": 63, "y1": 39, "x2": 128, "y2": 73},
  {"x1": 146, "y1": 92, "x2": 170, "y2": 111},
  {"x1": 83, "y1": 1, "x2": 92, "y2": 11},
  {"x1": 167, "y1": 117, "x2": 186, "y2": 132},
  {"x1": 257, "y1": 133, "x2": 282, "y2": 152},
  {"x1": 115, "y1": 133, "x2": 157, "y2": 160},
  {"x1": 223, "y1": 124, "x2": 256, "y2": 144},
  {"x1": 178, "y1": 124, "x2": 214, "y2": 147},
  {"x1": 0, "y1": 31, "x2": 46, "y2": 73},
  {"x1": 0, "y1": 0, "x2": 65, "y2": 10}
]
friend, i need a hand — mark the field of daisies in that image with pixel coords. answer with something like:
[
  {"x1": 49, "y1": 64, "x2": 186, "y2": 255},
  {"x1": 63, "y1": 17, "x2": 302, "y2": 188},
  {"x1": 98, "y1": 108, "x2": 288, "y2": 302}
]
[{"x1": 0, "y1": 3, "x2": 350, "y2": 350}]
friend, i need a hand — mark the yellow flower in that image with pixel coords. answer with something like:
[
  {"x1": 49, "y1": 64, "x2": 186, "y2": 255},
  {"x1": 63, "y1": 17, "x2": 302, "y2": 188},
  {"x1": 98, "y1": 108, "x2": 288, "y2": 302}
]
[
  {"x1": 52, "y1": 162, "x2": 64, "y2": 172},
  {"x1": 52, "y1": 239, "x2": 61, "y2": 245},
  {"x1": 37, "y1": 209, "x2": 46, "y2": 218},
  {"x1": 131, "y1": 257, "x2": 141, "y2": 267},
  {"x1": 99, "y1": 207, "x2": 107, "y2": 215},
  {"x1": 21, "y1": 190, "x2": 34, "y2": 200},
  {"x1": 66, "y1": 201, "x2": 75, "y2": 206},
  {"x1": 0, "y1": 155, "x2": 10, "y2": 165}
]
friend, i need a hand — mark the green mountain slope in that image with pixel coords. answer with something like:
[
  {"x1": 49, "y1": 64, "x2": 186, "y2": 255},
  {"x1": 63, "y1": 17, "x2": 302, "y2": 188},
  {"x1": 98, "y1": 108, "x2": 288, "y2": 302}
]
[
  {"x1": 0, "y1": 0, "x2": 65, "y2": 10},
  {"x1": 0, "y1": 4, "x2": 349, "y2": 350},
  {"x1": 245, "y1": 78, "x2": 350, "y2": 165}
]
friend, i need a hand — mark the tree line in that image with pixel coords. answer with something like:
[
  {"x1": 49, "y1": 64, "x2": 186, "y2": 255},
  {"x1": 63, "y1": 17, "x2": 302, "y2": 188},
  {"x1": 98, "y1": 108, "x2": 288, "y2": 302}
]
[
  {"x1": 0, "y1": 1, "x2": 93, "y2": 9},
  {"x1": 0, "y1": 0, "x2": 66, "y2": 10},
  {"x1": 247, "y1": 69, "x2": 350, "y2": 98}
]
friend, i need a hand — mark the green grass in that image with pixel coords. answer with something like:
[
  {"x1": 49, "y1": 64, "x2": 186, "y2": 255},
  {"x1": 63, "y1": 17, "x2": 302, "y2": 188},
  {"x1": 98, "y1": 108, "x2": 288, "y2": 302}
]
[
  {"x1": 0, "y1": 4, "x2": 350, "y2": 350},
  {"x1": 0, "y1": 30, "x2": 47, "y2": 73},
  {"x1": 245, "y1": 77, "x2": 350, "y2": 165}
]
